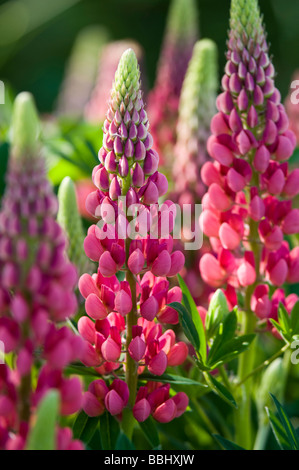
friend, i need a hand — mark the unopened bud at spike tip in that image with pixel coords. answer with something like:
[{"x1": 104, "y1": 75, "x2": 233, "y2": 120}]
[{"x1": 11, "y1": 92, "x2": 41, "y2": 158}]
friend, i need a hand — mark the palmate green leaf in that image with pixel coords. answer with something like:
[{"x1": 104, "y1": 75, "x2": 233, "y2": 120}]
[
  {"x1": 271, "y1": 302, "x2": 299, "y2": 343},
  {"x1": 213, "y1": 434, "x2": 245, "y2": 450},
  {"x1": 207, "y1": 334, "x2": 255, "y2": 369},
  {"x1": 99, "y1": 412, "x2": 120, "y2": 450},
  {"x1": 26, "y1": 390, "x2": 59, "y2": 450},
  {"x1": 203, "y1": 372, "x2": 237, "y2": 408},
  {"x1": 169, "y1": 302, "x2": 201, "y2": 353},
  {"x1": 206, "y1": 310, "x2": 255, "y2": 369},
  {"x1": 73, "y1": 410, "x2": 99, "y2": 444},
  {"x1": 139, "y1": 416, "x2": 160, "y2": 449},
  {"x1": 270, "y1": 394, "x2": 299, "y2": 450}
]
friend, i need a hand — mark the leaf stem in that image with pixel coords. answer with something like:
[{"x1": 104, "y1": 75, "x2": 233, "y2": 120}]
[{"x1": 236, "y1": 342, "x2": 290, "y2": 387}]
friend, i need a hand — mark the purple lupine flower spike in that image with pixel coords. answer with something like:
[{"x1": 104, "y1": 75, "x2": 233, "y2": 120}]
[
  {"x1": 147, "y1": 0, "x2": 198, "y2": 166},
  {"x1": 0, "y1": 93, "x2": 84, "y2": 450}
]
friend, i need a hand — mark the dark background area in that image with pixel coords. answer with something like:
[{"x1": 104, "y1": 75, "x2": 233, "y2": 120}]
[{"x1": 0, "y1": 0, "x2": 298, "y2": 112}]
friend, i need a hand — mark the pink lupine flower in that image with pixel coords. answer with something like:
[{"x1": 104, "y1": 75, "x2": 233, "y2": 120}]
[
  {"x1": 78, "y1": 49, "x2": 188, "y2": 426},
  {"x1": 56, "y1": 427, "x2": 85, "y2": 451},
  {"x1": 133, "y1": 382, "x2": 188, "y2": 424},
  {"x1": 0, "y1": 93, "x2": 83, "y2": 449},
  {"x1": 104, "y1": 379, "x2": 129, "y2": 416},
  {"x1": 82, "y1": 379, "x2": 109, "y2": 417},
  {"x1": 85, "y1": 40, "x2": 147, "y2": 124},
  {"x1": 199, "y1": 0, "x2": 299, "y2": 336}
]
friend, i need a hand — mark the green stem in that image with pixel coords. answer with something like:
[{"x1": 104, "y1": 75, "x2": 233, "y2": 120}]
[
  {"x1": 191, "y1": 399, "x2": 218, "y2": 435},
  {"x1": 121, "y1": 235, "x2": 138, "y2": 439},
  {"x1": 234, "y1": 158, "x2": 262, "y2": 449},
  {"x1": 237, "y1": 342, "x2": 290, "y2": 387},
  {"x1": 218, "y1": 365, "x2": 232, "y2": 392},
  {"x1": 235, "y1": 303, "x2": 257, "y2": 449}
]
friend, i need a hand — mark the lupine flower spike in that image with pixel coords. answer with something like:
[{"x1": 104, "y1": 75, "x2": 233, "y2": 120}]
[
  {"x1": 85, "y1": 40, "x2": 147, "y2": 124},
  {"x1": 0, "y1": 93, "x2": 84, "y2": 450},
  {"x1": 78, "y1": 49, "x2": 189, "y2": 434},
  {"x1": 172, "y1": 38, "x2": 218, "y2": 304},
  {"x1": 147, "y1": 0, "x2": 198, "y2": 167},
  {"x1": 57, "y1": 176, "x2": 93, "y2": 276},
  {"x1": 199, "y1": 0, "x2": 299, "y2": 448}
]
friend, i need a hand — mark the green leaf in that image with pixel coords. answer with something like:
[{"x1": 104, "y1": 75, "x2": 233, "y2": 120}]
[
  {"x1": 99, "y1": 412, "x2": 120, "y2": 450},
  {"x1": 139, "y1": 416, "x2": 160, "y2": 448},
  {"x1": 206, "y1": 289, "x2": 229, "y2": 340},
  {"x1": 26, "y1": 390, "x2": 59, "y2": 450},
  {"x1": 291, "y1": 301, "x2": 299, "y2": 335},
  {"x1": 278, "y1": 303, "x2": 291, "y2": 334},
  {"x1": 115, "y1": 432, "x2": 135, "y2": 450},
  {"x1": 206, "y1": 310, "x2": 254, "y2": 368},
  {"x1": 213, "y1": 434, "x2": 245, "y2": 450},
  {"x1": 266, "y1": 408, "x2": 293, "y2": 450},
  {"x1": 138, "y1": 372, "x2": 207, "y2": 387},
  {"x1": 204, "y1": 372, "x2": 237, "y2": 408},
  {"x1": 207, "y1": 334, "x2": 255, "y2": 369},
  {"x1": 270, "y1": 394, "x2": 299, "y2": 450},
  {"x1": 270, "y1": 319, "x2": 285, "y2": 336},
  {"x1": 65, "y1": 364, "x2": 100, "y2": 377},
  {"x1": 176, "y1": 274, "x2": 206, "y2": 363},
  {"x1": 73, "y1": 411, "x2": 99, "y2": 444}
]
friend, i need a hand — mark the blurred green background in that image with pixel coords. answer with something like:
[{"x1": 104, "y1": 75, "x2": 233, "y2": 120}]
[{"x1": 0, "y1": 0, "x2": 299, "y2": 113}]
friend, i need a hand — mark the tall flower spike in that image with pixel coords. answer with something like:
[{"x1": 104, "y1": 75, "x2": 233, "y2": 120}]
[
  {"x1": 57, "y1": 176, "x2": 93, "y2": 276},
  {"x1": 85, "y1": 40, "x2": 147, "y2": 124},
  {"x1": 79, "y1": 50, "x2": 188, "y2": 435},
  {"x1": 0, "y1": 93, "x2": 83, "y2": 450},
  {"x1": 173, "y1": 39, "x2": 218, "y2": 200},
  {"x1": 147, "y1": 0, "x2": 198, "y2": 167},
  {"x1": 172, "y1": 39, "x2": 218, "y2": 305},
  {"x1": 199, "y1": 0, "x2": 298, "y2": 448},
  {"x1": 56, "y1": 26, "x2": 109, "y2": 118}
]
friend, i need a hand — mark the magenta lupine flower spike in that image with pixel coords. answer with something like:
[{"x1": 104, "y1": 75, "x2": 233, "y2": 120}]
[
  {"x1": 0, "y1": 93, "x2": 84, "y2": 450},
  {"x1": 85, "y1": 40, "x2": 147, "y2": 124},
  {"x1": 199, "y1": 0, "x2": 298, "y2": 446},
  {"x1": 172, "y1": 39, "x2": 218, "y2": 305},
  {"x1": 200, "y1": 0, "x2": 299, "y2": 323},
  {"x1": 78, "y1": 50, "x2": 188, "y2": 433},
  {"x1": 147, "y1": 0, "x2": 198, "y2": 166}
]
